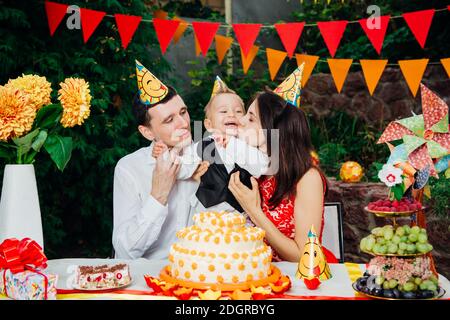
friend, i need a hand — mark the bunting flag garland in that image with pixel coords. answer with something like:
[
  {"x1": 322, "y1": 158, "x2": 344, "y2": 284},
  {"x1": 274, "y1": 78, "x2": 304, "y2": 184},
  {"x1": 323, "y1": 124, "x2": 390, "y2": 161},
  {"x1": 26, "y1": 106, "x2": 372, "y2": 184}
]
[
  {"x1": 45, "y1": 1, "x2": 68, "y2": 36},
  {"x1": 360, "y1": 59, "x2": 388, "y2": 95},
  {"x1": 172, "y1": 16, "x2": 189, "y2": 44},
  {"x1": 398, "y1": 59, "x2": 429, "y2": 97},
  {"x1": 153, "y1": 18, "x2": 180, "y2": 54},
  {"x1": 241, "y1": 45, "x2": 259, "y2": 74},
  {"x1": 358, "y1": 15, "x2": 390, "y2": 55},
  {"x1": 233, "y1": 23, "x2": 262, "y2": 57},
  {"x1": 43, "y1": 2, "x2": 450, "y2": 97},
  {"x1": 441, "y1": 58, "x2": 450, "y2": 78},
  {"x1": 402, "y1": 9, "x2": 435, "y2": 48},
  {"x1": 317, "y1": 20, "x2": 348, "y2": 57},
  {"x1": 266, "y1": 48, "x2": 288, "y2": 80},
  {"x1": 114, "y1": 14, "x2": 142, "y2": 49},
  {"x1": 328, "y1": 59, "x2": 353, "y2": 93},
  {"x1": 295, "y1": 54, "x2": 319, "y2": 87},
  {"x1": 192, "y1": 21, "x2": 221, "y2": 56},
  {"x1": 274, "y1": 22, "x2": 305, "y2": 58},
  {"x1": 80, "y1": 8, "x2": 106, "y2": 43},
  {"x1": 215, "y1": 35, "x2": 233, "y2": 65}
]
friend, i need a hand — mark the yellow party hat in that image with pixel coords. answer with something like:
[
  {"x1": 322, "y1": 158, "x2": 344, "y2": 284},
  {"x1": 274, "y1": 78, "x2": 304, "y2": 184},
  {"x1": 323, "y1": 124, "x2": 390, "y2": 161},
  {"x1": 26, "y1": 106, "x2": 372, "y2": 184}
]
[
  {"x1": 210, "y1": 76, "x2": 231, "y2": 99},
  {"x1": 135, "y1": 60, "x2": 169, "y2": 106},
  {"x1": 274, "y1": 63, "x2": 305, "y2": 108},
  {"x1": 296, "y1": 225, "x2": 332, "y2": 281}
]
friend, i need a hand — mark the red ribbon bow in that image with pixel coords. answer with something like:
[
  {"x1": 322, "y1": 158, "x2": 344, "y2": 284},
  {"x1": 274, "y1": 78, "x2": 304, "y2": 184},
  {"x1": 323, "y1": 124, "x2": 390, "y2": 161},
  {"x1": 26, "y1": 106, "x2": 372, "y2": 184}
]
[{"x1": 0, "y1": 238, "x2": 49, "y2": 299}]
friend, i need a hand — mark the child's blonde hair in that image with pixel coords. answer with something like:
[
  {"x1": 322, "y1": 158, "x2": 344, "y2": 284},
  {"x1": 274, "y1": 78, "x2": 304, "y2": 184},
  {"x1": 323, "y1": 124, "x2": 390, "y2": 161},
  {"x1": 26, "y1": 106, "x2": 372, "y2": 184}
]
[{"x1": 204, "y1": 86, "x2": 244, "y2": 119}]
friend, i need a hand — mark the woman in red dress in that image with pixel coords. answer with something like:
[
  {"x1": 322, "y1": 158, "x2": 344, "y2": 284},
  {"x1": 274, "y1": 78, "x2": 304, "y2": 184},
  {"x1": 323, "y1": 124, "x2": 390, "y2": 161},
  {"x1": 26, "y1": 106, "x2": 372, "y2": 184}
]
[{"x1": 229, "y1": 90, "x2": 338, "y2": 263}]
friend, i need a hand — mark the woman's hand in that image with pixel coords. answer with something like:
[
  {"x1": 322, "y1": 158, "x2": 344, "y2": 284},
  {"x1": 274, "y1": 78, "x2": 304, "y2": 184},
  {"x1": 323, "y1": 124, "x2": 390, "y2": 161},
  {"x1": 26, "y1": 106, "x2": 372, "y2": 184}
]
[
  {"x1": 192, "y1": 161, "x2": 209, "y2": 182},
  {"x1": 228, "y1": 172, "x2": 261, "y2": 219}
]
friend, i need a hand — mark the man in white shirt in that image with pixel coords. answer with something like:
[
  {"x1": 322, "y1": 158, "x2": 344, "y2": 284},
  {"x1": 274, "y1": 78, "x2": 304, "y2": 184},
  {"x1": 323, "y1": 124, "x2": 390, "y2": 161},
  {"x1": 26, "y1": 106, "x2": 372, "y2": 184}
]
[{"x1": 112, "y1": 61, "x2": 205, "y2": 260}]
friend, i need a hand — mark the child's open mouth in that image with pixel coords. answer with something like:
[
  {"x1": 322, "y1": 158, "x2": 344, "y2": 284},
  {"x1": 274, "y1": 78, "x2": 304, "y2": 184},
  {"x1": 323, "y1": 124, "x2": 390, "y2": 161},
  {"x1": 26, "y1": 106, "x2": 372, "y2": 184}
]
[{"x1": 224, "y1": 120, "x2": 238, "y2": 129}]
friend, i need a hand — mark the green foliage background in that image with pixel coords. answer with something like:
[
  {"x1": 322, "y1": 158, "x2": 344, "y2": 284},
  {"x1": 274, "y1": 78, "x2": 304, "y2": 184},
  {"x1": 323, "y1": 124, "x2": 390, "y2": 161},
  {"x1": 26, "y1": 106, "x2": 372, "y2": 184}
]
[{"x1": 0, "y1": 0, "x2": 448, "y2": 258}]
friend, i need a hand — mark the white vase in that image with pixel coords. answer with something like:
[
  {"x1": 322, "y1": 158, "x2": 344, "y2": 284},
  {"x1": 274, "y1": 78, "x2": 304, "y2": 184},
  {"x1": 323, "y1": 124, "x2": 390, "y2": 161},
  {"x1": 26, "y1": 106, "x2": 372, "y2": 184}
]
[{"x1": 0, "y1": 164, "x2": 44, "y2": 249}]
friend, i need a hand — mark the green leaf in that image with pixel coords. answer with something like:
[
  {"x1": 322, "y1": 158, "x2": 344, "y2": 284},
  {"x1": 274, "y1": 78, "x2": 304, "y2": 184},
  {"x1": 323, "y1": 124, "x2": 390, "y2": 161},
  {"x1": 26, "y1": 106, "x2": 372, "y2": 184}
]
[
  {"x1": 33, "y1": 104, "x2": 63, "y2": 130},
  {"x1": 44, "y1": 135, "x2": 73, "y2": 172},
  {"x1": 392, "y1": 184, "x2": 404, "y2": 201},
  {"x1": 0, "y1": 142, "x2": 16, "y2": 160},
  {"x1": 12, "y1": 129, "x2": 40, "y2": 155},
  {"x1": 31, "y1": 130, "x2": 48, "y2": 152}
]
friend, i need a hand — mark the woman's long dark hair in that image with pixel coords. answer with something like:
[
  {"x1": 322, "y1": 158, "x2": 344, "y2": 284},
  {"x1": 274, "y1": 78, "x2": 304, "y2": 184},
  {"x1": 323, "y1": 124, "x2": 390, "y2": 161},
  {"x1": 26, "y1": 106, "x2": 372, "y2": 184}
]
[{"x1": 251, "y1": 90, "x2": 327, "y2": 210}]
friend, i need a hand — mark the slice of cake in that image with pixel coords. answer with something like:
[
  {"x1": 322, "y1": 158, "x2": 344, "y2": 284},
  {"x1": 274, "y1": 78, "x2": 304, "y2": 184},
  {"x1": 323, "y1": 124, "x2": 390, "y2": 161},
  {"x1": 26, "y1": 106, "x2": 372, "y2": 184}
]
[
  {"x1": 75, "y1": 263, "x2": 131, "y2": 289},
  {"x1": 168, "y1": 211, "x2": 272, "y2": 284}
]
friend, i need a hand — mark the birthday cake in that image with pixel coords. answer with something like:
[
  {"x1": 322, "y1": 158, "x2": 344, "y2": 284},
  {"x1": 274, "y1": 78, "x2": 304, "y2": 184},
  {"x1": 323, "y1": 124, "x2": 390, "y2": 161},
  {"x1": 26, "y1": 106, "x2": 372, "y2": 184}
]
[
  {"x1": 168, "y1": 211, "x2": 272, "y2": 285},
  {"x1": 75, "y1": 263, "x2": 131, "y2": 289}
]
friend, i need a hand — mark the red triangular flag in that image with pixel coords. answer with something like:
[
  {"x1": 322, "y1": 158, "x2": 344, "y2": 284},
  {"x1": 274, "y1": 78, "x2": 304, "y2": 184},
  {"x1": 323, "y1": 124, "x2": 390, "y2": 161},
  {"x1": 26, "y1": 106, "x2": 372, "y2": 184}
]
[
  {"x1": 153, "y1": 18, "x2": 180, "y2": 54},
  {"x1": 233, "y1": 23, "x2": 262, "y2": 57},
  {"x1": 317, "y1": 20, "x2": 348, "y2": 57},
  {"x1": 274, "y1": 22, "x2": 305, "y2": 58},
  {"x1": 115, "y1": 14, "x2": 142, "y2": 49},
  {"x1": 402, "y1": 9, "x2": 435, "y2": 48},
  {"x1": 191, "y1": 21, "x2": 220, "y2": 57},
  {"x1": 45, "y1": 1, "x2": 68, "y2": 36},
  {"x1": 80, "y1": 8, "x2": 106, "y2": 43},
  {"x1": 358, "y1": 15, "x2": 390, "y2": 55}
]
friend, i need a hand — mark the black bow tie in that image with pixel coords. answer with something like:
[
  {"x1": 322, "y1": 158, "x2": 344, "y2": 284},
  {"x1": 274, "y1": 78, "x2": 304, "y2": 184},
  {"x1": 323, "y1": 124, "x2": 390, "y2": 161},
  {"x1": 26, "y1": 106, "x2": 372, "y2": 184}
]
[{"x1": 195, "y1": 138, "x2": 253, "y2": 213}]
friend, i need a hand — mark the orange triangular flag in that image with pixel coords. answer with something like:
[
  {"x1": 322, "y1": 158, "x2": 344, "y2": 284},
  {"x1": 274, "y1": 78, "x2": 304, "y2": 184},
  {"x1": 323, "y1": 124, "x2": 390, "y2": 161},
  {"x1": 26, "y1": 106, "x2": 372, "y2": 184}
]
[
  {"x1": 266, "y1": 48, "x2": 287, "y2": 80},
  {"x1": 194, "y1": 33, "x2": 201, "y2": 56},
  {"x1": 172, "y1": 16, "x2": 189, "y2": 44},
  {"x1": 360, "y1": 59, "x2": 388, "y2": 95},
  {"x1": 398, "y1": 59, "x2": 429, "y2": 97},
  {"x1": 153, "y1": 9, "x2": 168, "y2": 20},
  {"x1": 215, "y1": 35, "x2": 233, "y2": 65},
  {"x1": 241, "y1": 45, "x2": 259, "y2": 74},
  {"x1": 328, "y1": 59, "x2": 353, "y2": 93},
  {"x1": 295, "y1": 54, "x2": 319, "y2": 87},
  {"x1": 441, "y1": 58, "x2": 450, "y2": 78}
]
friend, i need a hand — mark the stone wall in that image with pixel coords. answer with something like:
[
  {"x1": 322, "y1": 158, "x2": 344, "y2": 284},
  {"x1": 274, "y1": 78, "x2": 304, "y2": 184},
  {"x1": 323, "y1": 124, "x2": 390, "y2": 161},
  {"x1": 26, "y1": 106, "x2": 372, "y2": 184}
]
[
  {"x1": 325, "y1": 178, "x2": 450, "y2": 279},
  {"x1": 302, "y1": 66, "x2": 450, "y2": 127}
]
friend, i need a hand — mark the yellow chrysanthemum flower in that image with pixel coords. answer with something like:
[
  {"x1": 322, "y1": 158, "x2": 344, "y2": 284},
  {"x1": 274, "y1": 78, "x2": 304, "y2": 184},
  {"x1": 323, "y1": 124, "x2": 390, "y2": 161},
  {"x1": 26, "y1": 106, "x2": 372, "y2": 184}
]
[
  {"x1": 58, "y1": 78, "x2": 91, "y2": 128},
  {"x1": 6, "y1": 74, "x2": 52, "y2": 110},
  {"x1": 0, "y1": 86, "x2": 36, "y2": 141}
]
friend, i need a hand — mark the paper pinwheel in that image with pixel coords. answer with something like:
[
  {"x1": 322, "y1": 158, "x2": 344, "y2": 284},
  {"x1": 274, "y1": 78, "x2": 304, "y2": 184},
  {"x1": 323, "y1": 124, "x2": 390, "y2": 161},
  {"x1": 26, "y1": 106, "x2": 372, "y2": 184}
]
[{"x1": 378, "y1": 84, "x2": 450, "y2": 177}]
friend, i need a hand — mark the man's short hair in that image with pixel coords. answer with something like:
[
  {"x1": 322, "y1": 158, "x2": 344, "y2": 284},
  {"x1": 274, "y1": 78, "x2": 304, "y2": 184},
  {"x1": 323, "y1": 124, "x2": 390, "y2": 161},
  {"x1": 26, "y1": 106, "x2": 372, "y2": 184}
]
[
  {"x1": 132, "y1": 86, "x2": 178, "y2": 126},
  {"x1": 204, "y1": 86, "x2": 244, "y2": 119}
]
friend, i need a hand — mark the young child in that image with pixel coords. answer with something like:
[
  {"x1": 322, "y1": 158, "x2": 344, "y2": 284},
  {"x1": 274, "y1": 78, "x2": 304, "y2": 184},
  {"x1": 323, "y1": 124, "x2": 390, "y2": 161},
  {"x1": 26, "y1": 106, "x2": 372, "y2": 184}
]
[{"x1": 153, "y1": 76, "x2": 269, "y2": 223}]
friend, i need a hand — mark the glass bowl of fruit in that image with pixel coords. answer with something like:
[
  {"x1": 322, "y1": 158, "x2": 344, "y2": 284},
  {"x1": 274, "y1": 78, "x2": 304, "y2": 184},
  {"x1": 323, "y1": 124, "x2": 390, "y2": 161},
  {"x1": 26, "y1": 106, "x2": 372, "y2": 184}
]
[
  {"x1": 365, "y1": 198, "x2": 425, "y2": 217},
  {"x1": 360, "y1": 225, "x2": 433, "y2": 257},
  {"x1": 353, "y1": 256, "x2": 445, "y2": 300}
]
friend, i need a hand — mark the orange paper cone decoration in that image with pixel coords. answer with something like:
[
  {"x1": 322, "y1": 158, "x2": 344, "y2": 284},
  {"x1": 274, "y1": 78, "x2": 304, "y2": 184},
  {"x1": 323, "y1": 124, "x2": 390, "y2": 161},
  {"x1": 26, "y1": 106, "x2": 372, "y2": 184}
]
[
  {"x1": 296, "y1": 225, "x2": 332, "y2": 281},
  {"x1": 172, "y1": 16, "x2": 189, "y2": 44},
  {"x1": 295, "y1": 54, "x2": 319, "y2": 87},
  {"x1": 266, "y1": 48, "x2": 287, "y2": 80},
  {"x1": 441, "y1": 58, "x2": 450, "y2": 78},
  {"x1": 328, "y1": 58, "x2": 353, "y2": 93},
  {"x1": 360, "y1": 59, "x2": 388, "y2": 95},
  {"x1": 241, "y1": 45, "x2": 259, "y2": 74},
  {"x1": 398, "y1": 59, "x2": 429, "y2": 97},
  {"x1": 215, "y1": 35, "x2": 233, "y2": 65}
]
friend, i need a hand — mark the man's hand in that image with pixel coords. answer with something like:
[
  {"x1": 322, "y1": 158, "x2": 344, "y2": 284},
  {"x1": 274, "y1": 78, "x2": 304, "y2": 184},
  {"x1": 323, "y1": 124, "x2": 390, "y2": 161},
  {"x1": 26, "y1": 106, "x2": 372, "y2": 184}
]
[
  {"x1": 192, "y1": 161, "x2": 209, "y2": 182},
  {"x1": 150, "y1": 149, "x2": 180, "y2": 205}
]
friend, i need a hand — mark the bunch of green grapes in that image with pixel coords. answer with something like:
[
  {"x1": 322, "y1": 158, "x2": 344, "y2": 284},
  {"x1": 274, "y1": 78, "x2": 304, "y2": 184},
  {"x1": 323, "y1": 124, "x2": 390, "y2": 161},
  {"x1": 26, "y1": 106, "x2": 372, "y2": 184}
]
[{"x1": 360, "y1": 225, "x2": 432, "y2": 256}]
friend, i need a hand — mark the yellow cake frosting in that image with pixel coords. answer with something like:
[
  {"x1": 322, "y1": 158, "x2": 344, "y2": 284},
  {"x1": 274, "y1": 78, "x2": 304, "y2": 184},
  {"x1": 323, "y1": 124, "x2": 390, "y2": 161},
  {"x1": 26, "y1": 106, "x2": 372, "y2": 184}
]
[{"x1": 169, "y1": 211, "x2": 272, "y2": 284}]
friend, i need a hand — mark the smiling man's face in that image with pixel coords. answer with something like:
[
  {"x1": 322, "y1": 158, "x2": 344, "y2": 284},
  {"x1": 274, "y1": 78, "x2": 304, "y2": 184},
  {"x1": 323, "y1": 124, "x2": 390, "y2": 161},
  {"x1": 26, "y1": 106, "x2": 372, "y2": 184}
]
[{"x1": 145, "y1": 95, "x2": 192, "y2": 148}]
